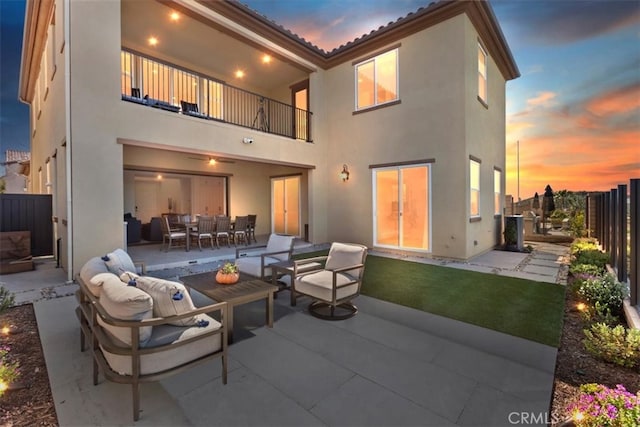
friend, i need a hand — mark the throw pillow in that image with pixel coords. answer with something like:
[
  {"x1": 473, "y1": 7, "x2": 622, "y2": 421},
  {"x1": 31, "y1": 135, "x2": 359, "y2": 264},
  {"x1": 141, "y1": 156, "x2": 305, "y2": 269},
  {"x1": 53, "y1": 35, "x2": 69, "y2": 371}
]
[
  {"x1": 121, "y1": 274, "x2": 200, "y2": 327},
  {"x1": 103, "y1": 248, "x2": 137, "y2": 276},
  {"x1": 79, "y1": 257, "x2": 112, "y2": 296},
  {"x1": 97, "y1": 274, "x2": 153, "y2": 347}
]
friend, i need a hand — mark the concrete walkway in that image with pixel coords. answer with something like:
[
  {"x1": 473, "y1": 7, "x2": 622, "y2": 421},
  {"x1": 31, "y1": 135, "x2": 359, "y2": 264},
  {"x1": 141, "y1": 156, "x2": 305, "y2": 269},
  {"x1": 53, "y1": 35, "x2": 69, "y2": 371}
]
[{"x1": 1, "y1": 242, "x2": 570, "y2": 426}]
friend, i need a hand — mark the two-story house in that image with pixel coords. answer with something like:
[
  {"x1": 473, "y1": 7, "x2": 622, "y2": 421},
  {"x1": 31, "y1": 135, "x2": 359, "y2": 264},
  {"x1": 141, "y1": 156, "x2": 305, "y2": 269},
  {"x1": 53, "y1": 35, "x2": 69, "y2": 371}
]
[{"x1": 19, "y1": 0, "x2": 519, "y2": 279}]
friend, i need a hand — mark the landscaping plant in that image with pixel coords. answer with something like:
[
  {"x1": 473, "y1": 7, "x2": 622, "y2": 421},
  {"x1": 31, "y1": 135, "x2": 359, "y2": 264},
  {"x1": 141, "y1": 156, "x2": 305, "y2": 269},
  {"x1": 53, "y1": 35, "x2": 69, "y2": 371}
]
[
  {"x1": 568, "y1": 383, "x2": 640, "y2": 426},
  {"x1": 583, "y1": 323, "x2": 640, "y2": 369},
  {"x1": 0, "y1": 286, "x2": 19, "y2": 396},
  {"x1": 575, "y1": 273, "x2": 628, "y2": 317}
]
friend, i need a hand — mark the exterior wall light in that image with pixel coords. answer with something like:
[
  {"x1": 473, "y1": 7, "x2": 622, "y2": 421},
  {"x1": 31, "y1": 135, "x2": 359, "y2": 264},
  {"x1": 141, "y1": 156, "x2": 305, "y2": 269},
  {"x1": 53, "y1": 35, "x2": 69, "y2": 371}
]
[{"x1": 340, "y1": 164, "x2": 350, "y2": 182}]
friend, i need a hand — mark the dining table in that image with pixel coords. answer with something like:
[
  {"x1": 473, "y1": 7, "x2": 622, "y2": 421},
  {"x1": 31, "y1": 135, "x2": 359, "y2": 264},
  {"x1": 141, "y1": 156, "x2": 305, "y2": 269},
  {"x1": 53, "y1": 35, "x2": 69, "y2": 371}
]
[{"x1": 180, "y1": 222, "x2": 198, "y2": 251}]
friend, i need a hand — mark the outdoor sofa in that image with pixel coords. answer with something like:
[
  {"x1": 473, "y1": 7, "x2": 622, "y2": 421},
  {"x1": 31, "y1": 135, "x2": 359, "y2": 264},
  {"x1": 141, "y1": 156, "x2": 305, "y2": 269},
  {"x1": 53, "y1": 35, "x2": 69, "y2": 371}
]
[{"x1": 76, "y1": 248, "x2": 228, "y2": 421}]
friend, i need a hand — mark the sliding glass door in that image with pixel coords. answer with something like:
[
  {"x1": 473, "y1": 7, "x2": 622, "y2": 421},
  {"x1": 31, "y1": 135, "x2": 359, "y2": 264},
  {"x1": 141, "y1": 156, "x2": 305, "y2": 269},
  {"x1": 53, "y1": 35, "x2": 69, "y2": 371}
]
[{"x1": 373, "y1": 164, "x2": 430, "y2": 251}]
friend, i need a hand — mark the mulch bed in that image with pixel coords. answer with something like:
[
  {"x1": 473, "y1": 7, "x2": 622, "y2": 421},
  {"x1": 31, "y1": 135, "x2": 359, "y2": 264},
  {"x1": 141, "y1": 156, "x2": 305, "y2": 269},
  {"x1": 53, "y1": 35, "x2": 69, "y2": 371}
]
[
  {"x1": 549, "y1": 285, "x2": 640, "y2": 425},
  {"x1": 0, "y1": 304, "x2": 57, "y2": 426}
]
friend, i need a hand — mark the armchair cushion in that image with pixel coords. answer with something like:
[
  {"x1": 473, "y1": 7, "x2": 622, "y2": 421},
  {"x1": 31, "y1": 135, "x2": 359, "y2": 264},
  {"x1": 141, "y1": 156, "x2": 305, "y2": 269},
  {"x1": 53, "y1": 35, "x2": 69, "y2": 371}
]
[
  {"x1": 265, "y1": 234, "x2": 294, "y2": 261},
  {"x1": 325, "y1": 242, "x2": 366, "y2": 276},
  {"x1": 97, "y1": 275, "x2": 153, "y2": 347},
  {"x1": 104, "y1": 248, "x2": 137, "y2": 276},
  {"x1": 235, "y1": 255, "x2": 280, "y2": 278},
  {"x1": 121, "y1": 273, "x2": 201, "y2": 327},
  {"x1": 296, "y1": 270, "x2": 359, "y2": 302}
]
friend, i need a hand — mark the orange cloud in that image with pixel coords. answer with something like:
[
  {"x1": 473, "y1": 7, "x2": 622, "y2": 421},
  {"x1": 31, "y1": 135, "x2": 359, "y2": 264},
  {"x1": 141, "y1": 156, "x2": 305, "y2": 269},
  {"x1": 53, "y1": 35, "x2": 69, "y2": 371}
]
[
  {"x1": 586, "y1": 83, "x2": 640, "y2": 116},
  {"x1": 527, "y1": 91, "x2": 557, "y2": 108}
]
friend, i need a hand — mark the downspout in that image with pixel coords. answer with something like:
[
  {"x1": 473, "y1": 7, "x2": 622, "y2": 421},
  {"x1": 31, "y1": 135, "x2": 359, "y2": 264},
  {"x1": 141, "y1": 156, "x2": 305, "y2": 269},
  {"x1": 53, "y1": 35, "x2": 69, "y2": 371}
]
[{"x1": 64, "y1": 0, "x2": 73, "y2": 282}]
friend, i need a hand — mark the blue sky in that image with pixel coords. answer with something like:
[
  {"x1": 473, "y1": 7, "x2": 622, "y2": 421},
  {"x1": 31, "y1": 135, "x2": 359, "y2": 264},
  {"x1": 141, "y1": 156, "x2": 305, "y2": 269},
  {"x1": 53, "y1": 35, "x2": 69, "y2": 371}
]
[{"x1": 1, "y1": 0, "x2": 639, "y2": 196}]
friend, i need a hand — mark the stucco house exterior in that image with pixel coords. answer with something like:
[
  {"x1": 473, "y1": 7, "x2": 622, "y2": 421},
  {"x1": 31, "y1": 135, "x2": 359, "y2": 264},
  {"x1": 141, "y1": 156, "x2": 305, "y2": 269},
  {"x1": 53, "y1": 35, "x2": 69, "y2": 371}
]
[
  {"x1": 0, "y1": 150, "x2": 30, "y2": 193},
  {"x1": 19, "y1": 0, "x2": 519, "y2": 280}
]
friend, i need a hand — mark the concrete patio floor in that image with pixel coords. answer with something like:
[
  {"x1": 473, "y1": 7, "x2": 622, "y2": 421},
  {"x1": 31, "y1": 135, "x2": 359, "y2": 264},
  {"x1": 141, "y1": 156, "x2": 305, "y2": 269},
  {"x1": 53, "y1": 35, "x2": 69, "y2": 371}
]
[{"x1": 2, "y1": 240, "x2": 570, "y2": 426}]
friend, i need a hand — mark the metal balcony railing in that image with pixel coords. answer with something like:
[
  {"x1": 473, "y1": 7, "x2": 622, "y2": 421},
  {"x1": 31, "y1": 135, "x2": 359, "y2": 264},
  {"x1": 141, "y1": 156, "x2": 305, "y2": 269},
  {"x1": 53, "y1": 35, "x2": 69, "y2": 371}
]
[{"x1": 121, "y1": 50, "x2": 312, "y2": 141}]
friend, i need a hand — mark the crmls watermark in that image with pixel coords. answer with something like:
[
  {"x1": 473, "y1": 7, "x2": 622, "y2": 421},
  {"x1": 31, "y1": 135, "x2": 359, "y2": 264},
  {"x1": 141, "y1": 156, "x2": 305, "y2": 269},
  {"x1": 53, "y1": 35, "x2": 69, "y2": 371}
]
[{"x1": 508, "y1": 412, "x2": 564, "y2": 425}]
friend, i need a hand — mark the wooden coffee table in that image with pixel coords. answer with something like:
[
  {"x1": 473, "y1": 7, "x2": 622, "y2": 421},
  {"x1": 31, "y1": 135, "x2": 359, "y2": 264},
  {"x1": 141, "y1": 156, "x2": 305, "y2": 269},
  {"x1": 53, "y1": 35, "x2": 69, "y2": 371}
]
[{"x1": 179, "y1": 271, "x2": 278, "y2": 343}]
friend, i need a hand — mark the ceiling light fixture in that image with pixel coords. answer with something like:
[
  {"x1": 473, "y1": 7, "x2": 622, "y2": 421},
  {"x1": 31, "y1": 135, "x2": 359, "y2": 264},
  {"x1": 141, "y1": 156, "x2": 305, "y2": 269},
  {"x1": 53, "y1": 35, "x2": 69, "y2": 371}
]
[
  {"x1": 170, "y1": 11, "x2": 180, "y2": 21},
  {"x1": 235, "y1": 69, "x2": 245, "y2": 79},
  {"x1": 262, "y1": 54, "x2": 272, "y2": 64},
  {"x1": 148, "y1": 36, "x2": 158, "y2": 46},
  {"x1": 208, "y1": 158, "x2": 217, "y2": 165}
]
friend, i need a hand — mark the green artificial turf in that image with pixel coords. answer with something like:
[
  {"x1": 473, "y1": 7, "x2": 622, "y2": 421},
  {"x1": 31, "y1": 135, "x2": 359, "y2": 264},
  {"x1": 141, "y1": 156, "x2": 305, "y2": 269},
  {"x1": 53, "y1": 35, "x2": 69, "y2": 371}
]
[{"x1": 295, "y1": 251, "x2": 565, "y2": 347}]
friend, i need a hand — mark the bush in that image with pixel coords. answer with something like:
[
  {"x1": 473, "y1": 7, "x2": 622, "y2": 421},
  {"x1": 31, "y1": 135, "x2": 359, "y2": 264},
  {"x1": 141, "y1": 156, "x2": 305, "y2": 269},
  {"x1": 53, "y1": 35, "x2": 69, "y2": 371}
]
[
  {"x1": 583, "y1": 323, "x2": 640, "y2": 368},
  {"x1": 568, "y1": 211, "x2": 585, "y2": 238},
  {"x1": 575, "y1": 273, "x2": 628, "y2": 316},
  {"x1": 569, "y1": 263, "x2": 604, "y2": 277},
  {"x1": 568, "y1": 383, "x2": 640, "y2": 426},
  {"x1": 0, "y1": 287, "x2": 14, "y2": 315},
  {"x1": 573, "y1": 249, "x2": 610, "y2": 271},
  {"x1": 571, "y1": 238, "x2": 599, "y2": 256},
  {"x1": 0, "y1": 345, "x2": 19, "y2": 396}
]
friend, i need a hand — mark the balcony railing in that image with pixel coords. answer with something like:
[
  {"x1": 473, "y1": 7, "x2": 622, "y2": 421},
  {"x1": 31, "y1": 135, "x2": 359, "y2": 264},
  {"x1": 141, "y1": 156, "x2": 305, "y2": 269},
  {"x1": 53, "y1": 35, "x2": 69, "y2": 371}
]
[{"x1": 121, "y1": 50, "x2": 312, "y2": 142}]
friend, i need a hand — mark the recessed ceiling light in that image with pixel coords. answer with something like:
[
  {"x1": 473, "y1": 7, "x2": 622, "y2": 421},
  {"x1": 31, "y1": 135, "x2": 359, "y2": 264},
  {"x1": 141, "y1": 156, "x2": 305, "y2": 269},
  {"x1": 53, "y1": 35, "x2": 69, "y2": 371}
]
[
  {"x1": 157, "y1": 174, "x2": 163, "y2": 180},
  {"x1": 170, "y1": 11, "x2": 180, "y2": 21},
  {"x1": 235, "y1": 69, "x2": 245, "y2": 79},
  {"x1": 208, "y1": 158, "x2": 217, "y2": 165},
  {"x1": 148, "y1": 36, "x2": 158, "y2": 46},
  {"x1": 262, "y1": 54, "x2": 272, "y2": 64}
]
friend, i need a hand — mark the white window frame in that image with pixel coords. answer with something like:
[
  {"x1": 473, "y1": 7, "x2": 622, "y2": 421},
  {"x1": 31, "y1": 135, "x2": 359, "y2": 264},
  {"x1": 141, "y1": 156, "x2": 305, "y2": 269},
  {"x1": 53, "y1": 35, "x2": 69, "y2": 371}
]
[
  {"x1": 494, "y1": 168, "x2": 501, "y2": 216},
  {"x1": 354, "y1": 48, "x2": 399, "y2": 111},
  {"x1": 470, "y1": 158, "x2": 481, "y2": 218},
  {"x1": 478, "y1": 43, "x2": 488, "y2": 104}
]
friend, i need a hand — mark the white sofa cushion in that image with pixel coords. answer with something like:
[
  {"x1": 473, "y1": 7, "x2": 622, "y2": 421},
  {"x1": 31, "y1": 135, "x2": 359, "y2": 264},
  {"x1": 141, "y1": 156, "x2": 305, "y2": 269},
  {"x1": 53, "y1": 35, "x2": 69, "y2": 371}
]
[
  {"x1": 325, "y1": 243, "x2": 366, "y2": 276},
  {"x1": 120, "y1": 273, "x2": 200, "y2": 327},
  {"x1": 97, "y1": 274, "x2": 153, "y2": 347},
  {"x1": 265, "y1": 234, "x2": 294, "y2": 261},
  {"x1": 235, "y1": 255, "x2": 280, "y2": 278},
  {"x1": 295, "y1": 270, "x2": 359, "y2": 302},
  {"x1": 100, "y1": 313, "x2": 222, "y2": 376},
  {"x1": 104, "y1": 248, "x2": 137, "y2": 276},
  {"x1": 79, "y1": 257, "x2": 111, "y2": 296}
]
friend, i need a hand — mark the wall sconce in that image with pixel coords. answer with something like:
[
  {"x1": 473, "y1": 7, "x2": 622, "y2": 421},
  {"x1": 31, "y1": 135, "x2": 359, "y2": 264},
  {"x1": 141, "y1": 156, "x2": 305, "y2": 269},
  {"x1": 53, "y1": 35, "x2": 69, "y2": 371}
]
[{"x1": 339, "y1": 164, "x2": 350, "y2": 182}]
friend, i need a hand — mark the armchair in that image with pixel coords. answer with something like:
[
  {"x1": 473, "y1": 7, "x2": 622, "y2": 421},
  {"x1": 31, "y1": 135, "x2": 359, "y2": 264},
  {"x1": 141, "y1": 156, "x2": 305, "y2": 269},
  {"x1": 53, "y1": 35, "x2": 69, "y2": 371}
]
[
  {"x1": 235, "y1": 233, "x2": 295, "y2": 281},
  {"x1": 291, "y1": 242, "x2": 367, "y2": 320}
]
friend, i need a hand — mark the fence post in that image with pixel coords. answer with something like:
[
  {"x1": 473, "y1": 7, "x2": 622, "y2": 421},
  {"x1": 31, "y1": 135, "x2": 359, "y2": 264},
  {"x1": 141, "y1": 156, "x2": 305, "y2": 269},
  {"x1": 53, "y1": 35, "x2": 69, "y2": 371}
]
[
  {"x1": 603, "y1": 192, "x2": 610, "y2": 252},
  {"x1": 611, "y1": 188, "x2": 618, "y2": 269},
  {"x1": 617, "y1": 184, "x2": 627, "y2": 282},
  {"x1": 630, "y1": 179, "x2": 639, "y2": 306}
]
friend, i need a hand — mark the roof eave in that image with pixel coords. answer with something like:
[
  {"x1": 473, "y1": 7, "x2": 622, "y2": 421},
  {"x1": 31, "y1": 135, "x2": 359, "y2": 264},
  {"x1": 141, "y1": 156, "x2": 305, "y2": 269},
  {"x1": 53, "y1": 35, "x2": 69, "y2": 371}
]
[{"x1": 18, "y1": 0, "x2": 55, "y2": 104}]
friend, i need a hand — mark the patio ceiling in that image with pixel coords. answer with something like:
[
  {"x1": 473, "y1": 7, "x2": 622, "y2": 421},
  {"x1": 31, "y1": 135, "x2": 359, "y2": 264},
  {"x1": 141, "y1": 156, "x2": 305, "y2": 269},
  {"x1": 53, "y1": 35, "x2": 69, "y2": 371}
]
[{"x1": 121, "y1": 0, "x2": 310, "y2": 93}]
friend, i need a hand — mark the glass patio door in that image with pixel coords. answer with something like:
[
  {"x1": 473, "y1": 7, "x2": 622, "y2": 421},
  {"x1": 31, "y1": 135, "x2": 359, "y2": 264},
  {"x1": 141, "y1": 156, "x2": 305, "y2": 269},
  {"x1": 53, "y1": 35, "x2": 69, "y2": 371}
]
[
  {"x1": 271, "y1": 176, "x2": 300, "y2": 236},
  {"x1": 373, "y1": 165, "x2": 430, "y2": 251}
]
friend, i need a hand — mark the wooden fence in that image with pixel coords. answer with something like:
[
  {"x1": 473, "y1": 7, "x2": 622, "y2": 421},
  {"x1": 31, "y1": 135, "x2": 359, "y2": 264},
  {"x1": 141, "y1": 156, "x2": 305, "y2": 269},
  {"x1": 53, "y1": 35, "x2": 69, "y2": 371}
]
[{"x1": 0, "y1": 194, "x2": 53, "y2": 257}]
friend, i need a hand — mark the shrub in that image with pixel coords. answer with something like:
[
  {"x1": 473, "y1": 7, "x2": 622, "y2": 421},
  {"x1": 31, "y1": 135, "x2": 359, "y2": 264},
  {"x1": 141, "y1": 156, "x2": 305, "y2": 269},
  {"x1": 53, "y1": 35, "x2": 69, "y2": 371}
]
[
  {"x1": 0, "y1": 345, "x2": 19, "y2": 396},
  {"x1": 569, "y1": 263, "x2": 604, "y2": 277},
  {"x1": 583, "y1": 323, "x2": 640, "y2": 368},
  {"x1": 568, "y1": 383, "x2": 640, "y2": 426},
  {"x1": 575, "y1": 273, "x2": 627, "y2": 316},
  {"x1": 573, "y1": 249, "x2": 610, "y2": 271},
  {"x1": 579, "y1": 301, "x2": 621, "y2": 326},
  {"x1": 568, "y1": 211, "x2": 585, "y2": 238},
  {"x1": 0, "y1": 287, "x2": 14, "y2": 315},
  {"x1": 571, "y1": 238, "x2": 599, "y2": 256}
]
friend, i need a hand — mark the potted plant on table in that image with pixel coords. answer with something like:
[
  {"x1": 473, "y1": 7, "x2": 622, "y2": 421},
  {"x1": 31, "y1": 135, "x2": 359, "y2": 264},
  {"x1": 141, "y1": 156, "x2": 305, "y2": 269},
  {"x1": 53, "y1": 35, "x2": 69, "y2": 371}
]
[{"x1": 216, "y1": 262, "x2": 239, "y2": 285}]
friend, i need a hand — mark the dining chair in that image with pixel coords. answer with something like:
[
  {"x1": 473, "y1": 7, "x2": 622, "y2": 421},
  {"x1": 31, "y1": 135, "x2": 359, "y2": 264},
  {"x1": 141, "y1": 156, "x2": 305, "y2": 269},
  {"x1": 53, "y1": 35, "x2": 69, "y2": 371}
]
[
  {"x1": 214, "y1": 216, "x2": 232, "y2": 248},
  {"x1": 160, "y1": 216, "x2": 187, "y2": 251},
  {"x1": 191, "y1": 216, "x2": 216, "y2": 250},
  {"x1": 247, "y1": 214, "x2": 257, "y2": 244},
  {"x1": 232, "y1": 216, "x2": 249, "y2": 246}
]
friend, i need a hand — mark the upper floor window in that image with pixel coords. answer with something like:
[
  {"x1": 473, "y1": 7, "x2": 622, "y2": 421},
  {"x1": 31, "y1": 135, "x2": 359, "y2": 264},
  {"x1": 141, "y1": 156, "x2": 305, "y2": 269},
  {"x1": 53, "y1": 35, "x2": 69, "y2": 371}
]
[
  {"x1": 478, "y1": 44, "x2": 487, "y2": 104},
  {"x1": 470, "y1": 158, "x2": 481, "y2": 218},
  {"x1": 494, "y1": 168, "x2": 501, "y2": 215},
  {"x1": 355, "y1": 48, "x2": 398, "y2": 110}
]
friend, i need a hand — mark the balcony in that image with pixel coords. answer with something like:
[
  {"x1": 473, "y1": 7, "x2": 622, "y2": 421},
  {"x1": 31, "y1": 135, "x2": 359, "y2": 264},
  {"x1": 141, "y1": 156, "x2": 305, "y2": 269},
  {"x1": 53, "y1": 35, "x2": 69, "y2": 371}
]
[{"x1": 120, "y1": 50, "x2": 312, "y2": 142}]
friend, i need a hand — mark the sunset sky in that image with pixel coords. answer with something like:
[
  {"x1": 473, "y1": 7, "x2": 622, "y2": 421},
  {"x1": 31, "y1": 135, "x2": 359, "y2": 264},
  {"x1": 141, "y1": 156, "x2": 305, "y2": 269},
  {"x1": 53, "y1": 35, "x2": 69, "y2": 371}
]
[{"x1": 1, "y1": 0, "x2": 639, "y2": 198}]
